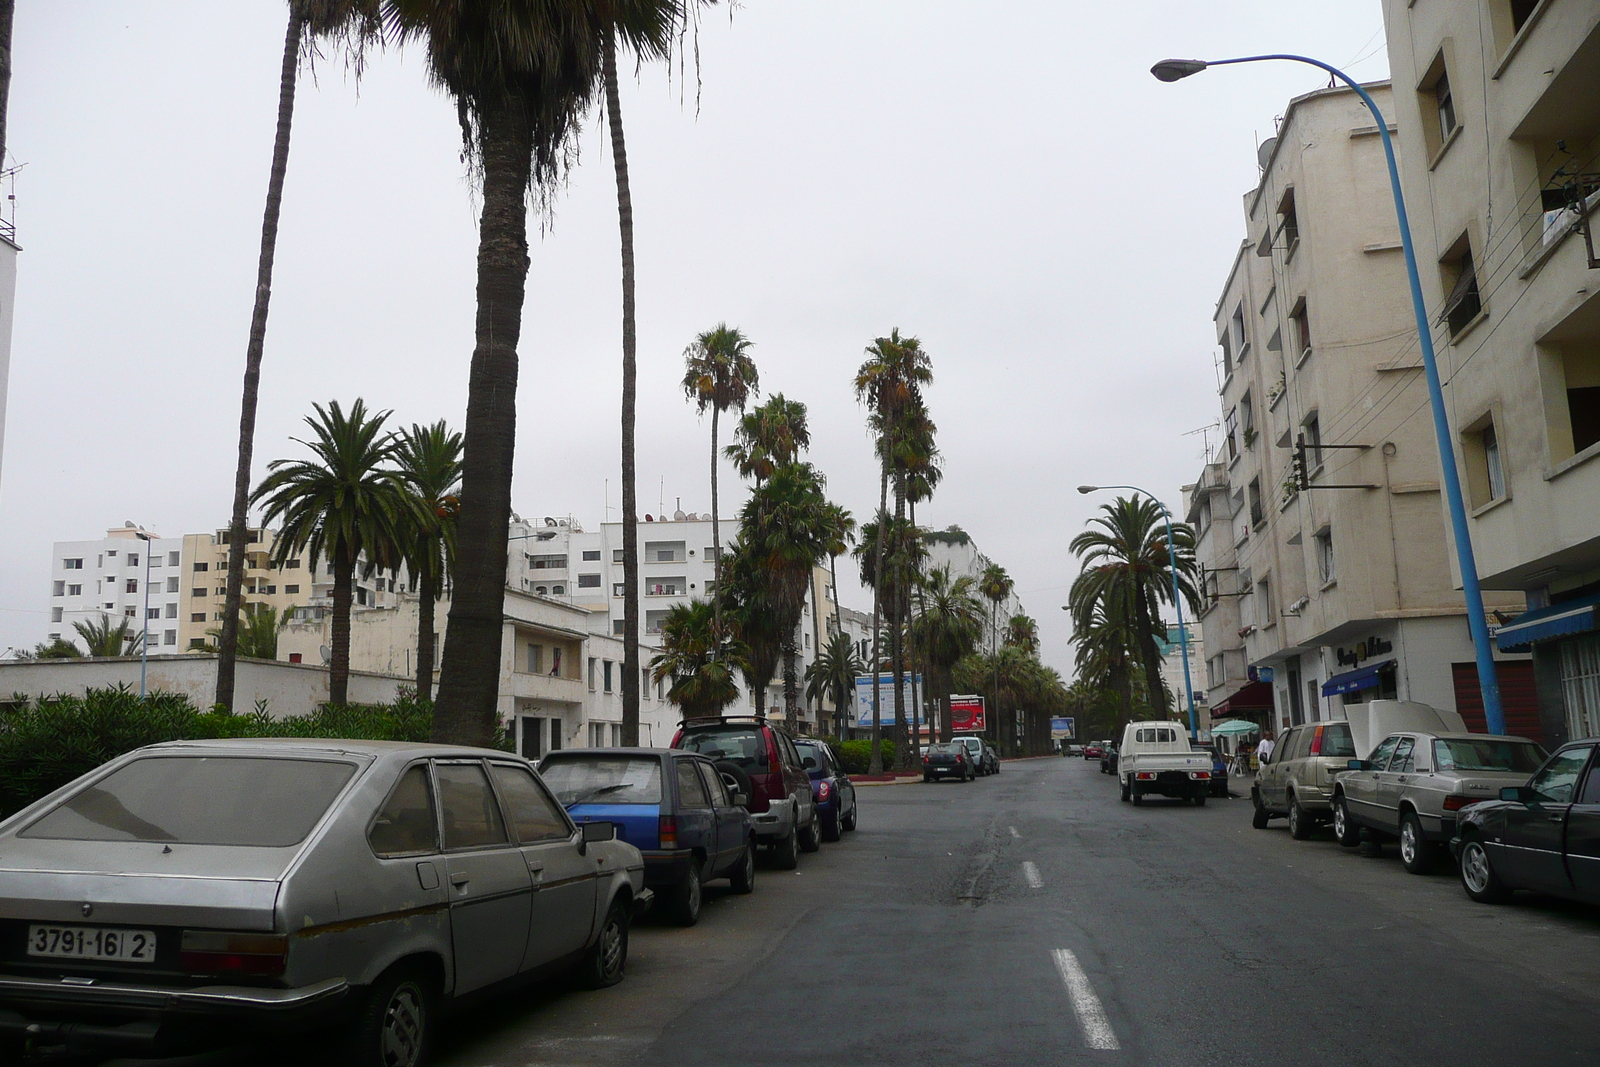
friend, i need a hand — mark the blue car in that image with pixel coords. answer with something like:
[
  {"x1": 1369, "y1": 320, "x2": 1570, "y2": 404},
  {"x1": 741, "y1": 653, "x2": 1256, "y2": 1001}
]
[
  {"x1": 541, "y1": 747, "x2": 754, "y2": 926},
  {"x1": 1193, "y1": 743, "x2": 1230, "y2": 797},
  {"x1": 794, "y1": 739, "x2": 858, "y2": 841}
]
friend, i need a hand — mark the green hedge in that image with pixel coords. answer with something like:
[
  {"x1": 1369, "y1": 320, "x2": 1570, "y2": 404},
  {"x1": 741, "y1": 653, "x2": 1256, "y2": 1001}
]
[
  {"x1": 0, "y1": 686, "x2": 508, "y2": 817},
  {"x1": 837, "y1": 739, "x2": 897, "y2": 775}
]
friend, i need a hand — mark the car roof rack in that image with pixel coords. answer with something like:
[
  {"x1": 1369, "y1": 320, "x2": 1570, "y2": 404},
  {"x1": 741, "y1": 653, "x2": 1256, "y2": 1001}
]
[{"x1": 678, "y1": 713, "x2": 768, "y2": 728}]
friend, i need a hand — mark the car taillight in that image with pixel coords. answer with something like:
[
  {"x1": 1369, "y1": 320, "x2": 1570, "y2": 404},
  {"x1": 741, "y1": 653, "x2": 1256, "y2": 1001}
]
[
  {"x1": 1310, "y1": 726, "x2": 1324, "y2": 756},
  {"x1": 1189, "y1": 771, "x2": 1210, "y2": 779},
  {"x1": 767, "y1": 732, "x2": 784, "y2": 770},
  {"x1": 659, "y1": 815, "x2": 678, "y2": 849},
  {"x1": 179, "y1": 931, "x2": 287, "y2": 976},
  {"x1": 818, "y1": 780, "x2": 832, "y2": 800},
  {"x1": 1136, "y1": 772, "x2": 1156, "y2": 780},
  {"x1": 1443, "y1": 795, "x2": 1480, "y2": 812},
  {"x1": 956, "y1": 755, "x2": 965, "y2": 763},
  {"x1": 923, "y1": 756, "x2": 930, "y2": 764}
]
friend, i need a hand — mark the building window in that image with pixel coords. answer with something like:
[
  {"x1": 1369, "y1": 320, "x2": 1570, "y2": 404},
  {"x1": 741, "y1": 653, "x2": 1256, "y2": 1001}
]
[
  {"x1": 68, "y1": 584, "x2": 82, "y2": 596},
  {"x1": 603, "y1": 660, "x2": 614, "y2": 693},
  {"x1": 146, "y1": 607, "x2": 160, "y2": 620},
  {"x1": 1419, "y1": 52, "x2": 1460, "y2": 158},
  {"x1": 588, "y1": 657, "x2": 597, "y2": 691},
  {"x1": 704, "y1": 546, "x2": 720, "y2": 562},
  {"x1": 191, "y1": 613, "x2": 206, "y2": 622},
  {"x1": 613, "y1": 619, "x2": 626, "y2": 636},
  {"x1": 1434, "y1": 69, "x2": 1456, "y2": 142},
  {"x1": 149, "y1": 554, "x2": 162, "y2": 568},
  {"x1": 527, "y1": 644, "x2": 543, "y2": 674},
  {"x1": 1206, "y1": 654, "x2": 1224, "y2": 689},
  {"x1": 646, "y1": 578, "x2": 686, "y2": 596},
  {"x1": 646, "y1": 610, "x2": 668, "y2": 635},
  {"x1": 289, "y1": 652, "x2": 302, "y2": 663},
  {"x1": 166, "y1": 577, "x2": 179, "y2": 593},
  {"x1": 194, "y1": 562, "x2": 208, "y2": 572},
  {"x1": 1248, "y1": 477, "x2": 1264, "y2": 527},
  {"x1": 613, "y1": 583, "x2": 626, "y2": 598},
  {"x1": 1552, "y1": 344, "x2": 1600, "y2": 460},
  {"x1": 1302, "y1": 414, "x2": 1323, "y2": 471},
  {"x1": 644, "y1": 541, "x2": 686, "y2": 563},
  {"x1": 163, "y1": 630, "x2": 177, "y2": 646},
  {"x1": 1277, "y1": 188, "x2": 1299, "y2": 252},
  {"x1": 1291, "y1": 297, "x2": 1312, "y2": 360},
  {"x1": 168, "y1": 551, "x2": 180, "y2": 566},
  {"x1": 189, "y1": 638, "x2": 207, "y2": 649},
  {"x1": 589, "y1": 722, "x2": 607, "y2": 747},
  {"x1": 52, "y1": 580, "x2": 65, "y2": 596},
  {"x1": 1561, "y1": 635, "x2": 1600, "y2": 741},
  {"x1": 551, "y1": 584, "x2": 565, "y2": 595},
  {"x1": 582, "y1": 549, "x2": 601, "y2": 561},
  {"x1": 192, "y1": 587, "x2": 207, "y2": 598},
  {"x1": 50, "y1": 607, "x2": 62, "y2": 622},
  {"x1": 62, "y1": 558, "x2": 83, "y2": 570},
  {"x1": 1225, "y1": 407, "x2": 1239, "y2": 461},
  {"x1": 578, "y1": 574, "x2": 602, "y2": 588},
  {"x1": 1483, "y1": 424, "x2": 1506, "y2": 500},
  {"x1": 127, "y1": 554, "x2": 139, "y2": 568},
  {"x1": 284, "y1": 559, "x2": 300, "y2": 569},
  {"x1": 1218, "y1": 329, "x2": 1232, "y2": 375},
  {"x1": 165, "y1": 603, "x2": 178, "y2": 618},
  {"x1": 612, "y1": 549, "x2": 624, "y2": 563},
  {"x1": 126, "y1": 580, "x2": 138, "y2": 593},
  {"x1": 216, "y1": 587, "x2": 227, "y2": 597},
  {"x1": 106, "y1": 550, "x2": 117, "y2": 559},
  {"x1": 1315, "y1": 528, "x2": 1335, "y2": 584},
  {"x1": 1440, "y1": 242, "x2": 1482, "y2": 337},
  {"x1": 528, "y1": 554, "x2": 567, "y2": 570},
  {"x1": 285, "y1": 584, "x2": 299, "y2": 594},
  {"x1": 534, "y1": 586, "x2": 548, "y2": 595},
  {"x1": 1231, "y1": 303, "x2": 1248, "y2": 357},
  {"x1": 1256, "y1": 577, "x2": 1273, "y2": 626},
  {"x1": 642, "y1": 667, "x2": 652, "y2": 700},
  {"x1": 1240, "y1": 392, "x2": 1255, "y2": 446}
]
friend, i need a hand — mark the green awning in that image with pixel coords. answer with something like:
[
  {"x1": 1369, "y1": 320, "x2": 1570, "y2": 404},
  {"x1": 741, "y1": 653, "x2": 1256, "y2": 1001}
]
[{"x1": 1210, "y1": 719, "x2": 1261, "y2": 736}]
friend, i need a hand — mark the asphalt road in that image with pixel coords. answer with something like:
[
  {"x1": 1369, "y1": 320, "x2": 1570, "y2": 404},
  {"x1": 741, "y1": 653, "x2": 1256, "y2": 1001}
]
[{"x1": 91, "y1": 756, "x2": 1600, "y2": 1067}]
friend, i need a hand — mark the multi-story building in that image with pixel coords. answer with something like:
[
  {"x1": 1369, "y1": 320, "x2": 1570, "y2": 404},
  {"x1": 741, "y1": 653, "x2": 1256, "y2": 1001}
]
[
  {"x1": 921, "y1": 525, "x2": 1026, "y2": 650},
  {"x1": 1154, "y1": 624, "x2": 1207, "y2": 723},
  {"x1": 47, "y1": 526, "x2": 186, "y2": 653},
  {"x1": 1381, "y1": 0, "x2": 1600, "y2": 746},
  {"x1": 1187, "y1": 80, "x2": 1527, "y2": 739}
]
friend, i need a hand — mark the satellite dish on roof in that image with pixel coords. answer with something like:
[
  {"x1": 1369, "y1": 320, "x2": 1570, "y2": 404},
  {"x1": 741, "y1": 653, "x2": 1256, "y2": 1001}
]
[
  {"x1": 544, "y1": 517, "x2": 557, "y2": 527},
  {"x1": 318, "y1": 645, "x2": 331, "y2": 664},
  {"x1": 1256, "y1": 136, "x2": 1278, "y2": 171}
]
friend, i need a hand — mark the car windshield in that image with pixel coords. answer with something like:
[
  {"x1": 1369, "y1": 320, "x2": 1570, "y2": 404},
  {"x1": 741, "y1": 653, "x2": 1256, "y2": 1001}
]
[
  {"x1": 794, "y1": 743, "x2": 827, "y2": 769},
  {"x1": 21, "y1": 756, "x2": 357, "y2": 847},
  {"x1": 1433, "y1": 739, "x2": 1546, "y2": 773},
  {"x1": 677, "y1": 725, "x2": 765, "y2": 769},
  {"x1": 956, "y1": 739, "x2": 981, "y2": 752},
  {"x1": 540, "y1": 756, "x2": 663, "y2": 806}
]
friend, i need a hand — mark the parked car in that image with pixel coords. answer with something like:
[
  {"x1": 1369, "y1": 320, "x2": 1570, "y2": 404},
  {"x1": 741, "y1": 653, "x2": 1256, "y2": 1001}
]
[
  {"x1": 671, "y1": 716, "x2": 819, "y2": 870},
  {"x1": 1453, "y1": 739, "x2": 1600, "y2": 906},
  {"x1": 923, "y1": 743, "x2": 974, "y2": 782},
  {"x1": 1192, "y1": 743, "x2": 1229, "y2": 797},
  {"x1": 1250, "y1": 720, "x2": 1359, "y2": 836},
  {"x1": 1083, "y1": 743, "x2": 1106, "y2": 761},
  {"x1": 1334, "y1": 732, "x2": 1547, "y2": 873},
  {"x1": 794, "y1": 739, "x2": 858, "y2": 841},
  {"x1": 1099, "y1": 745, "x2": 1118, "y2": 775},
  {"x1": 1118, "y1": 722, "x2": 1211, "y2": 805},
  {"x1": 952, "y1": 735, "x2": 1000, "y2": 776},
  {"x1": 540, "y1": 748, "x2": 754, "y2": 926},
  {"x1": 0, "y1": 739, "x2": 647, "y2": 1064}
]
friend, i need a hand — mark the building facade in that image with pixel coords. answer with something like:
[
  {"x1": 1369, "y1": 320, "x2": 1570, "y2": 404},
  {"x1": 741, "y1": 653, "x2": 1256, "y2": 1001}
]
[
  {"x1": 48, "y1": 526, "x2": 186, "y2": 653},
  {"x1": 1187, "y1": 81, "x2": 1526, "y2": 739},
  {"x1": 1381, "y1": 0, "x2": 1600, "y2": 745}
]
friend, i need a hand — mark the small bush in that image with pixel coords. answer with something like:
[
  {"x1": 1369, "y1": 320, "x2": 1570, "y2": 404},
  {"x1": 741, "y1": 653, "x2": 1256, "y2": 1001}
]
[
  {"x1": 837, "y1": 738, "x2": 897, "y2": 775},
  {"x1": 0, "y1": 685, "x2": 508, "y2": 817}
]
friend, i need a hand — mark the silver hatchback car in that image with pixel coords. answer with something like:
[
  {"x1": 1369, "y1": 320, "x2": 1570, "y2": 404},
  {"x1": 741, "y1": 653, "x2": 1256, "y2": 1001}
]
[{"x1": 0, "y1": 739, "x2": 649, "y2": 1065}]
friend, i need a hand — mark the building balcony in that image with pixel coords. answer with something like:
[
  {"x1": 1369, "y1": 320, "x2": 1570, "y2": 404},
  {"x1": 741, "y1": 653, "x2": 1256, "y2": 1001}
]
[{"x1": 508, "y1": 671, "x2": 585, "y2": 704}]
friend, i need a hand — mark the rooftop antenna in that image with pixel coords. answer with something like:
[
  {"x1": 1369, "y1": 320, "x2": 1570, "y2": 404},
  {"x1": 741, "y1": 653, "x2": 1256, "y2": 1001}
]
[{"x1": 659, "y1": 477, "x2": 665, "y2": 519}]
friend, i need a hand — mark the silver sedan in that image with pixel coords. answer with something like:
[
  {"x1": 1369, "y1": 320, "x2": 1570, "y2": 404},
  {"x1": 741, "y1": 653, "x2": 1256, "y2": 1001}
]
[{"x1": 0, "y1": 738, "x2": 649, "y2": 1065}]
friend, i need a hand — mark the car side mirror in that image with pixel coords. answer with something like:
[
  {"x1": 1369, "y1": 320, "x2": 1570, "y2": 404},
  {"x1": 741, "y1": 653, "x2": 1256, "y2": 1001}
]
[
  {"x1": 1347, "y1": 759, "x2": 1371, "y2": 771},
  {"x1": 731, "y1": 791, "x2": 748, "y2": 808},
  {"x1": 581, "y1": 821, "x2": 616, "y2": 844},
  {"x1": 1500, "y1": 786, "x2": 1536, "y2": 803},
  {"x1": 803, "y1": 756, "x2": 817, "y2": 769}
]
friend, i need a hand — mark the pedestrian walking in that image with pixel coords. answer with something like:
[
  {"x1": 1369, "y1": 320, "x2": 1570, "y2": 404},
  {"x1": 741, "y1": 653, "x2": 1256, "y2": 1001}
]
[{"x1": 1255, "y1": 729, "x2": 1275, "y2": 767}]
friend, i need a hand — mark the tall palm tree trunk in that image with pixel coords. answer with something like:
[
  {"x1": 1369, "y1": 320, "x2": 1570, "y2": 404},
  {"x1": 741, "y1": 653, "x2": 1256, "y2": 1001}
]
[
  {"x1": 908, "y1": 497, "x2": 925, "y2": 751},
  {"x1": 808, "y1": 570, "x2": 822, "y2": 732},
  {"x1": 868, "y1": 466, "x2": 888, "y2": 775},
  {"x1": 433, "y1": 92, "x2": 534, "y2": 746},
  {"x1": 710, "y1": 407, "x2": 723, "y2": 638},
  {"x1": 330, "y1": 542, "x2": 354, "y2": 706},
  {"x1": 217, "y1": 8, "x2": 304, "y2": 712},
  {"x1": 1134, "y1": 579, "x2": 1170, "y2": 714},
  {"x1": 782, "y1": 635, "x2": 799, "y2": 728},
  {"x1": 829, "y1": 552, "x2": 845, "y2": 739},
  {"x1": 416, "y1": 542, "x2": 437, "y2": 701},
  {"x1": 890, "y1": 472, "x2": 908, "y2": 768},
  {"x1": 603, "y1": 35, "x2": 641, "y2": 747}
]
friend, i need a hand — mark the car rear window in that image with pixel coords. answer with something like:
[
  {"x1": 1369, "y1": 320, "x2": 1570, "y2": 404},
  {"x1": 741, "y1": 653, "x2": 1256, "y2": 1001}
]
[
  {"x1": 1433, "y1": 739, "x2": 1546, "y2": 774},
  {"x1": 795, "y1": 742, "x2": 829, "y2": 769},
  {"x1": 1319, "y1": 724, "x2": 1356, "y2": 758},
  {"x1": 677, "y1": 725, "x2": 766, "y2": 769},
  {"x1": 927, "y1": 744, "x2": 962, "y2": 755},
  {"x1": 22, "y1": 756, "x2": 356, "y2": 847},
  {"x1": 540, "y1": 756, "x2": 663, "y2": 805}
]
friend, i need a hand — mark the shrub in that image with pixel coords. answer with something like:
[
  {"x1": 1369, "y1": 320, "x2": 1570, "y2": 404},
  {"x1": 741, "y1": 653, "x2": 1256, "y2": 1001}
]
[
  {"x1": 0, "y1": 685, "x2": 509, "y2": 817},
  {"x1": 837, "y1": 738, "x2": 897, "y2": 775}
]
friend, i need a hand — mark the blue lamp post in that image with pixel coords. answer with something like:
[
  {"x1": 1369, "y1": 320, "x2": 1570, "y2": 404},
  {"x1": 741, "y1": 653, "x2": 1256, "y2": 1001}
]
[
  {"x1": 1077, "y1": 484, "x2": 1198, "y2": 740},
  {"x1": 1150, "y1": 54, "x2": 1504, "y2": 734}
]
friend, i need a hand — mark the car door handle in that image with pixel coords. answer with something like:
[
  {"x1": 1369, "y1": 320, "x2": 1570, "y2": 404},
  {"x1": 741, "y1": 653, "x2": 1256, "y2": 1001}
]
[
  {"x1": 1549, "y1": 814, "x2": 1565, "y2": 823},
  {"x1": 450, "y1": 873, "x2": 470, "y2": 888}
]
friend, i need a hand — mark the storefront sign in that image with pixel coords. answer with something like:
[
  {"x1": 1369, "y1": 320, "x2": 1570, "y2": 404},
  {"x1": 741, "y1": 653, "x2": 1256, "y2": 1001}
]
[
  {"x1": 949, "y1": 695, "x2": 986, "y2": 732},
  {"x1": 1336, "y1": 635, "x2": 1394, "y2": 667}
]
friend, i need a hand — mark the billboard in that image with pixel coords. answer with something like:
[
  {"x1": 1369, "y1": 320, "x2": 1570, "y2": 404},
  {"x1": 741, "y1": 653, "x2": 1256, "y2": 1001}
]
[
  {"x1": 948, "y1": 694, "x2": 985, "y2": 733},
  {"x1": 853, "y1": 674, "x2": 924, "y2": 728},
  {"x1": 1051, "y1": 717, "x2": 1076, "y2": 740}
]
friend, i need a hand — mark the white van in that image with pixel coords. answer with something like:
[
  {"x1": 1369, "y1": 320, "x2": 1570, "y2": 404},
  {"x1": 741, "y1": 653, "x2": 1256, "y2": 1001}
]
[{"x1": 1118, "y1": 721, "x2": 1213, "y2": 805}]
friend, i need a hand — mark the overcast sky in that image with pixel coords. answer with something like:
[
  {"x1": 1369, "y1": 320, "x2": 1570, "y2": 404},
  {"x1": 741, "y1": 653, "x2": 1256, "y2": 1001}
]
[{"x1": 0, "y1": 2, "x2": 1391, "y2": 675}]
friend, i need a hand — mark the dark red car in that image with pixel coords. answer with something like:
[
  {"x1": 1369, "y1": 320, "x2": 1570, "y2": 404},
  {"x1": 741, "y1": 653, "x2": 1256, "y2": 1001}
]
[
  {"x1": 1083, "y1": 743, "x2": 1106, "y2": 760},
  {"x1": 671, "y1": 716, "x2": 820, "y2": 869}
]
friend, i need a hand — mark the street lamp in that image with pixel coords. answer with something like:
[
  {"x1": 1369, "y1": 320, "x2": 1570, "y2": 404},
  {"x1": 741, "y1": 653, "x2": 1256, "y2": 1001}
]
[
  {"x1": 1078, "y1": 485, "x2": 1198, "y2": 740},
  {"x1": 1149, "y1": 52, "x2": 1504, "y2": 734},
  {"x1": 134, "y1": 531, "x2": 154, "y2": 699}
]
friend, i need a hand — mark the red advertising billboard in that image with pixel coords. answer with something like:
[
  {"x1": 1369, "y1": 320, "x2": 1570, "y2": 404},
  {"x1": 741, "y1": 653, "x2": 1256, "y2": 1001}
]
[{"x1": 949, "y1": 694, "x2": 985, "y2": 733}]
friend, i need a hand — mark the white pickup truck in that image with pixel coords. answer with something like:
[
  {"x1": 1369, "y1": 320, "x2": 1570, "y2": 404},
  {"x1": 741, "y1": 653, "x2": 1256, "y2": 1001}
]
[{"x1": 1118, "y1": 720, "x2": 1214, "y2": 806}]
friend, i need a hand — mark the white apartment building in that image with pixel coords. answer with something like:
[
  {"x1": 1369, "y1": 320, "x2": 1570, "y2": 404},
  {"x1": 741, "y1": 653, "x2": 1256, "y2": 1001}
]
[
  {"x1": 921, "y1": 525, "x2": 1026, "y2": 650},
  {"x1": 1186, "y1": 81, "x2": 1526, "y2": 739},
  {"x1": 1381, "y1": 0, "x2": 1600, "y2": 747},
  {"x1": 48, "y1": 526, "x2": 187, "y2": 653}
]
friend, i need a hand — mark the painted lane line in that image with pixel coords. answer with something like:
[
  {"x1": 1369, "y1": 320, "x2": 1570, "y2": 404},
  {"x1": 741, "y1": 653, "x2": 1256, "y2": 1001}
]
[
  {"x1": 1009, "y1": 826, "x2": 1021, "y2": 838},
  {"x1": 1051, "y1": 948, "x2": 1120, "y2": 1050},
  {"x1": 1022, "y1": 861, "x2": 1044, "y2": 889}
]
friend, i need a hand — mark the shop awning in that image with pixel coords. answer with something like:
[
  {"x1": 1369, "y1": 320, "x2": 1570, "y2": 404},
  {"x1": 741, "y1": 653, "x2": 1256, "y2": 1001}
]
[
  {"x1": 1322, "y1": 664, "x2": 1383, "y2": 697},
  {"x1": 1213, "y1": 681, "x2": 1273, "y2": 714},
  {"x1": 1495, "y1": 593, "x2": 1600, "y2": 652},
  {"x1": 1211, "y1": 719, "x2": 1261, "y2": 737}
]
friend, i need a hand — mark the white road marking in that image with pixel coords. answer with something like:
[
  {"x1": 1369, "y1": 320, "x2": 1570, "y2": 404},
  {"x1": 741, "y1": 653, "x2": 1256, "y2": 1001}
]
[
  {"x1": 1051, "y1": 948, "x2": 1121, "y2": 1050},
  {"x1": 1022, "y1": 861, "x2": 1044, "y2": 888},
  {"x1": 1009, "y1": 826, "x2": 1021, "y2": 838}
]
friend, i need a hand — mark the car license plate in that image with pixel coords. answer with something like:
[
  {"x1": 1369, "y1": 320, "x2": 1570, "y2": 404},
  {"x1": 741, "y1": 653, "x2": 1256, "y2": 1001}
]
[{"x1": 27, "y1": 925, "x2": 158, "y2": 963}]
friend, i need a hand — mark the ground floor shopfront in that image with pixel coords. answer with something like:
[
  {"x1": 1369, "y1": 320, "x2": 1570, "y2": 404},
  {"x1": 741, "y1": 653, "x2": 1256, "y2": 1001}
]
[{"x1": 1496, "y1": 591, "x2": 1600, "y2": 749}]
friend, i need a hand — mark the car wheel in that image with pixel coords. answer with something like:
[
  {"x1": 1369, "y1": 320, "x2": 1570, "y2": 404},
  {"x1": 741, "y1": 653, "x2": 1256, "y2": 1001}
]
[
  {"x1": 1459, "y1": 834, "x2": 1511, "y2": 904},
  {"x1": 1132, "y1": 788, "x2": 1143, "y2": 806},
  {"x1": 1333, "y1": 795, "x2": 1361, "y2": 848},
  {"x1": 730, "y1": 840, "x2": 756, "y2": 894},
  {"x1": 1120, "y1": 777, "x2": 1131, "y2": 803},
  {"x1": 821, "y1": 808, "x2": 841, "y2": 843},
  {"x1": 771, "y1": 825, "x2": 799, "y2": 870},
  {"x1": 576, "y1": 895, "x2": 630, "y2": 988},
  {"x1": 842, "y1": 801, "x2": 857, "y2": 832},
  {"x1": 1251, "y1": 789, "x2": 1270, "y2": 830},
  {"x1": 344, "y1": 962, "x2": 435, "y2": 1067},
  {"x1": 1193, "y1": 792, "x2": 1207, "y2": 807},
  {"x1": 1399, "y1": 812, "x2": 1436, "y2": 875},
  {"x1": 668, "y1": 857, "x2": 703, "y2": 926},
  {"x1": 800, "y1": 806, "x2": 823, "y2": 852},
  {"x1": 1288, "y1": 795, "x2": 1312, "y2": 840}
]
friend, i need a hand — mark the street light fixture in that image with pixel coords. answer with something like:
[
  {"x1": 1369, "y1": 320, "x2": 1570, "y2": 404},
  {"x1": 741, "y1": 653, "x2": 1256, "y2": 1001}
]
[
  {"x1": 1149, "y1": 52, "x2": 1505, "y2": 735},
  {"x1": 1077, "y1": 484, "x2": 1199, "y2": 740}
]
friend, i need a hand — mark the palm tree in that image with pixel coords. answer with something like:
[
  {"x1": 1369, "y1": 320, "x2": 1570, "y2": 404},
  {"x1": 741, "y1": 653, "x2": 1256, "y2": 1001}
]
[
  {"x1": 682, "y1": 323, "x2": 759, "y2": 641},
  {"x1": 719, "y1": 539, "x2": 782, "y2": 715},
  {"x1": 251, "y1": 400, "x2": 408, "y2": 706},
  {"x1": 74, "y1": 615, "x2": 140, "y2": 658},
  {"x1": 650, "y1": 599, "x2": 749, "y2": 718},
  {"x1": 805, "y1": 631, "x2": 862, "y2": 738},
  {"x1": 217, "y1": 1, "x2": 381, "y2": 712},
  {"x1": 912, "y1": 564, "x2": 983, "y2": 743},
  {"x1": 203, "y1": 606, "x2": 295, "y2": 660},
  {"x1": 1068, "y1": 496, "x2": 1199, "y2": 717},
  {"x1": 725, "y1": 393, "x2": 810, "y2": 483},
  {"x1": 1006, "y1": 614, "x2": 1040, "y2": 655},
  {"x1": 393, "y1": 420, "x2": 463, "y2": 701},
  {"x1": 1071, "y1": 598, "x2": 1142, "y2": 727},
  {"x1": 385, "y1": 2, "x2": 657, "y2": 745},
  {"x1": 31, "y1": 638, "x2": 84, "y2": 660},
  {"x1": 852, "y1": 513, "x2": 924, "y2": 769},
  {"x1": 978, "y1": 562, "x2": 1013, "y2": 749}
]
